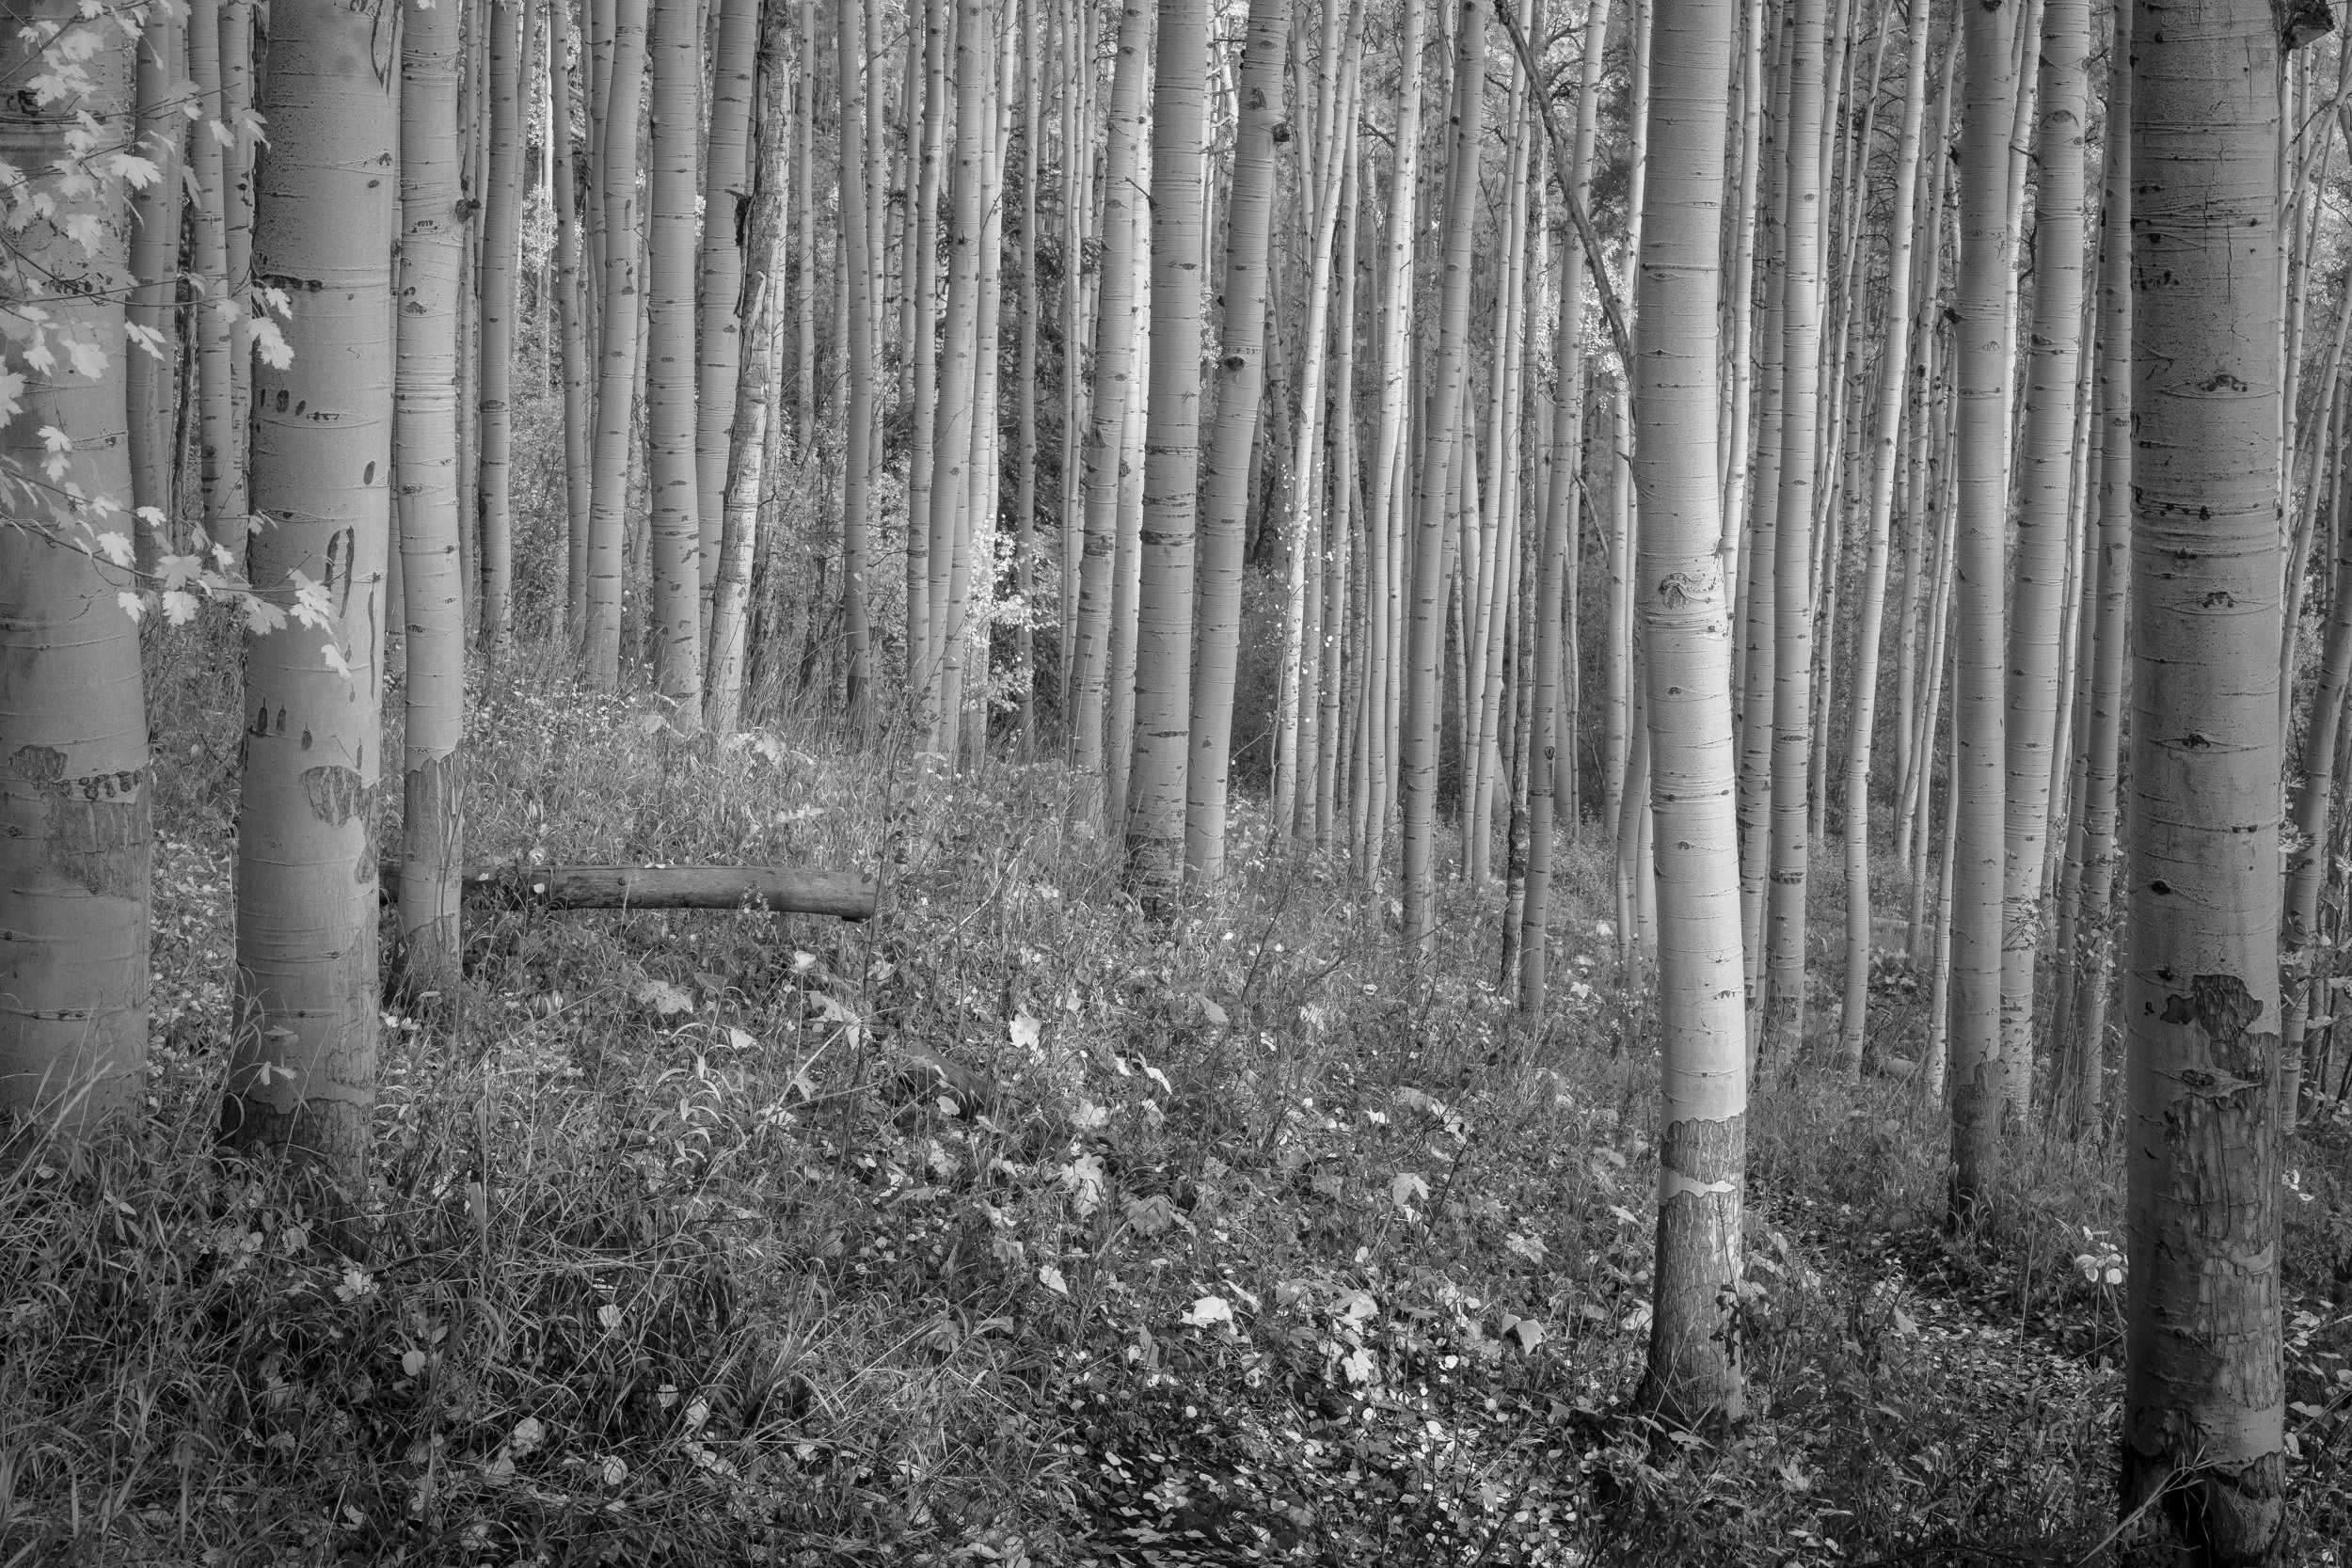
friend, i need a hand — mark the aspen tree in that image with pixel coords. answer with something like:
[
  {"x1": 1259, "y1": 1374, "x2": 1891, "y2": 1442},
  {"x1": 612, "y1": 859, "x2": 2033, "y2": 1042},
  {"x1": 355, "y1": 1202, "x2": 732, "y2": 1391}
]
[
  {"x1": 0, "y1": 2, "x2": 146, "y2": 1122},
  {"x1": 219, "y1": 0, "x2": 253, "y2": 513},
  {"x1": 1632, "y1": 0, "x2": 1743, "y2": 1426},
  {"x1": 1468, "y1": 40, "x2": 1533, "y2": 888},
  {"x1": 1317, "y1": 140, "x2": 1360, "y2": 852},
  {"x1": 223, "y1": 0, "x2": 396, "y2": 1180},
  {"x1": 945, "y1": 17, "x2": 1012, "y2": 759},
  {"x1": 697, "y1": 0, "x2": 759, "y2": 627},
  {"x1": 1105, "y1": 272, "x2": 1150, "y2": 816},
  {"x1": 709, "y1": 1, "x2": 792, "y2": 732},
  {"x1": 2285, "y1": 436, "x2": 2352, "y2": 1122},
  {"x1": 794, "y1": 0, "x2": 817, "y2": 442},
  {"x1": 1947, "y1": 0, "x2": 2019, "y2": 1219},
  {"x1": 2121, "y1": 0, "x2": 2287, "y2": 1553},
  {"x1": 1835, "y1": 0, "x2": 1931, "y2": 1073},
  {"x1": 1124, "y1": 0, "x2": 1212, "y2": 892},
  {"x1": 1400, "y1": 1, "x2": 1486, "y2": 954},
  {"x1": 836, "y1": 0, "x2": 876, "y2": 729},
  {"x1": 553, "y1": 0, "x2": 592, "y2": 631},
  {"x1": 1058, "y1": 0, "x2": 1091, "y2": 720},
  {"x1": 1995, "y1": 0, "x2": 2088, "y2": 1101},
  {"x1": 1761, "y1": 0, "x2": 1827, "y2": 1059},
  {"x1": 907, "y1": 0, "x2": 946, "y2": 679},
  {"x1": 1716, "y1": 0, "x2": 1763, "y2": 568},
  {"x1": 582, "y1": 0, "x2": 651, "y2": 682},
  {"x1": 1272, "y1": 0, "x2": 1360, "y2": 838},
  {"x1": 1012, "y1": 0, "x2": 1040, "y2": 745},
  {"x1": 1356, "y1": 0, "x2": 1427, "y2": 877},
  {"x1": 185, "y1": 0, "x2": 235, "y2": 537},
  {"x1": 1892, "y1": 48, "x2": 1957, "y2": 860},
  {"x1": 1185, "y1": 0, "x2": 1289, "y2": 884},
  {"x1": 646, "y1": 0, "x2": 704, "y2": 723},
  {"x1": 125, "y1": 4, "x2": 182, "y2": 545},
  {"x1": 395, "y1": 0, "x2": 469, "y2": 989},
  {"x1": 919, "y1": 0, "x2": 996, "y2": 747},
  {"x1": 1069, "y1": 0, "x2": 1152, "y2": 788},
  {"x1": 1521, "y1": 0, "x2": 1611, "y2": 1013},
  {"x1": 480, "y1": 0, "x2": 526, "y2": 656},
  {"x1": 1736, "y1": 7, "x2": 1791, "y2": 1013}
]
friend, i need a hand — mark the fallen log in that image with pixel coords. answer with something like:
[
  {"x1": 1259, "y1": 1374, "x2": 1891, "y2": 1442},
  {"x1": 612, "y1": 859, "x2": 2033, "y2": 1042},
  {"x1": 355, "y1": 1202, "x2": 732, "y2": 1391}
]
[{"x1": 381, "y1": 863, "x2": 878, "y2": 921}]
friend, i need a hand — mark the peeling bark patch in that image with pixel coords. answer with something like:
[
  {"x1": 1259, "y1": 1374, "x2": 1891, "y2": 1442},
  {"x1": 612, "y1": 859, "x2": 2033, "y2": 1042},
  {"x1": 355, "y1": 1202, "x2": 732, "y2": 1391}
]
[
  {"x1": 2159, "y1": 974, "x2": 2269, "y2": 1084},
  {"x1": 43, "y1": 797, "x2": 150, "y2": 898},
  {"x1": 7, "y1": 744, "x2": 66, "y2": 784},
  {"x1": 301, "y1": 766, "x2": 370, "y2": 828}
]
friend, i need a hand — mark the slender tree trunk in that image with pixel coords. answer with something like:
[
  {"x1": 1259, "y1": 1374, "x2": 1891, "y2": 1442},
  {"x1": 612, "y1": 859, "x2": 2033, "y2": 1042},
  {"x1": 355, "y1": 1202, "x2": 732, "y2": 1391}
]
[
  {"x1": 1521, "y1": 0, "x2": 1610, "y2": 1011},
  {"x1": 1836, "y1": 0, "x2": 1931, "y2": 1074},
  {"x1": 1012, "y1": 0, "x2": 1040, "y2": 746},
  {"x1": 697, "y1": 0, "x2": 760, "y2": 638},
  {"x1": 835, "y1": 0, "x2": 876, "y2": 728},
  {"x1": 223, "y1": 0, "x2": 396, "y2": 1181},
  {"x1": 479, "y1": 0, "x2": 526, "y2": 656},
  {"x1": 186, "y1": 0, "x2": 237, "y2": 538},
  {"x1": 582, "y1": 0, "x2": 651, "y2": 682},
  {"x1": 126, "y1": 7, "x2": 183, "y2": 560},
  {"x1": 553, "y1": 0, "x2": 593, "y2": 634},
  {"x1": 1401, "y1": 2, "x2": 1487, "y2": 955},
  {"x1": 1357, "y1": 0, "x2": 1428, "y2": 878},
  {"x1": 1068, "y1": 0, "x2": 1152, "y2": 793},
  {"x1": 908, "y1": 0, "x2": 947, "y2": 685},
  {"x1": 220, "y1": 0, "x2": 254, "y2": 521},
  {"x1": 1272, "y1": 0, "x2": 1359, "y2": 838},
  {"x1": 1762, "y1": 0, "x2": 1827, "y2": 1061},
  {"x1": 0, "y1": 4, "x2": 147, "y2": 1124},
  {"x1": 1995, "y1": 0, "x2": 2088, "y2": 1114},
  {"x1": 647, "y1": 0, "x2": 704, "y2": 722},
  {"x1": 709, "y1": 0, "x2": 794, "y2": 729},
  {"x1": 1123, "y1": 0, "x2": 1212, "y2": 894},
  {"x1": 1946, "y1": 0, "x2": 2019, "y2": 1221},
  {"x1": 2120, "y1": 1, "x2": 2287, "y2": 1555},
  {"x1": 395, "y1": 0, "x2": 469, "y2": 991},
  {"x1": 1184, "y1": 0, "x2": 1289, "y2": 884}
]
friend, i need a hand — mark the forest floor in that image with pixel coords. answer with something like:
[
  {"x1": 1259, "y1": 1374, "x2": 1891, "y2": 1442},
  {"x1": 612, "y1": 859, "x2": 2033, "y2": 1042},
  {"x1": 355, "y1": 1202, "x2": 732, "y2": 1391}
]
[{"x1": 2, "y1": 628, "x2": 2349, "y2": 1567}]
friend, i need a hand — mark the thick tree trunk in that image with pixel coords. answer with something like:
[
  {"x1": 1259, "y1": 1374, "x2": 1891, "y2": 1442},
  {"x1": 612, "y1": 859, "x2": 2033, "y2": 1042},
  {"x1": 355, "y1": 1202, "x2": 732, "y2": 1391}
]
[
  {"x1": 0, "y1": 4, "x2": 147, "y2": 1124},
  {"x1": 224, "y1": 0, "x2": 397, "y2": 1181},
  {"x1": 2120, "y1": 1, "x2": 2287, "y2": 1555},
  {"x1": 1631, "y1": 0, "x2": 1743, "y2": 1429}
]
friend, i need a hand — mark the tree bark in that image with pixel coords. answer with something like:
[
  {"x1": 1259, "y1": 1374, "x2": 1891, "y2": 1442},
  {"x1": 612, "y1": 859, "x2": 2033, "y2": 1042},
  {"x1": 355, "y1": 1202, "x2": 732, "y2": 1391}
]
[
  {"x1": 0, "y1": 3, "x2": 147, "y2": 1125},
  {"x1": 224, "y1": 0, "x2": 397, "y2": 1182},
  {"x1": 2120, "y1": 0, "x2": 2287, "y2": 1554}
]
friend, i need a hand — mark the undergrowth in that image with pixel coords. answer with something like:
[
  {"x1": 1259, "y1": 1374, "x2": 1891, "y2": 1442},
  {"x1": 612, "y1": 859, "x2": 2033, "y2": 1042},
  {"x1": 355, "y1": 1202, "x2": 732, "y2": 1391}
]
[{"x1": 1, "y1": 626, "x2": 2345, "y2": 1567}]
